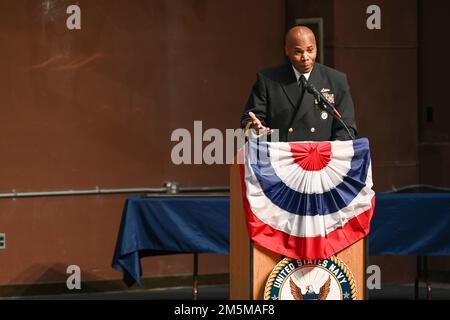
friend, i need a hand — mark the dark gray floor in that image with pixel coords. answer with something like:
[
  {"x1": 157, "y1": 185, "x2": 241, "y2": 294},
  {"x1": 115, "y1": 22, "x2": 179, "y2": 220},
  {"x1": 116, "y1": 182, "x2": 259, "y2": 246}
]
[
  {"x1": 2, "y1": 282, "x2": 450, "y2": 300},
  {"x1": 369, "y1": 283, "x2": 450, "y2": 300},
  {"x1": 2, "y1": 285, "x2": 229, "y2": 300}
]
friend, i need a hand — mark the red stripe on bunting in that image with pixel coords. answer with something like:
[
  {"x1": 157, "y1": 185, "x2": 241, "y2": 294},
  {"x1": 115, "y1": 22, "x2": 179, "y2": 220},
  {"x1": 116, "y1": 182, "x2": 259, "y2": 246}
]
[{"x1": 240, "y1": 163, "x2": 375, "y2": 260}]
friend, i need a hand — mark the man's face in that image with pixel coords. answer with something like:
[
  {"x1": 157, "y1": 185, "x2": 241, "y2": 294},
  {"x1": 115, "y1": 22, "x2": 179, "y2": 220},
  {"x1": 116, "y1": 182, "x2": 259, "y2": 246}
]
[{"x1": 285, "y1": 32, "x2": 317, "y2": 73}]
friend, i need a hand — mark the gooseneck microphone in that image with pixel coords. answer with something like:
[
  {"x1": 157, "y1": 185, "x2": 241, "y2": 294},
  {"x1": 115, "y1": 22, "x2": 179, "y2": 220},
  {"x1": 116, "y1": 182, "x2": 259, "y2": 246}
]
[{"x1": 301, "y1": 78, "x2": 355, "y2": 140}]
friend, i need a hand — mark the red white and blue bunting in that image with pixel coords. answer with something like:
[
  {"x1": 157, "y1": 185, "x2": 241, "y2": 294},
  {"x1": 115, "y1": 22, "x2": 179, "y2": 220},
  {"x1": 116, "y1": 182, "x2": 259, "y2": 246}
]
[{"x1": 240, "y1": 138, "x2": 375, "y2": 260}]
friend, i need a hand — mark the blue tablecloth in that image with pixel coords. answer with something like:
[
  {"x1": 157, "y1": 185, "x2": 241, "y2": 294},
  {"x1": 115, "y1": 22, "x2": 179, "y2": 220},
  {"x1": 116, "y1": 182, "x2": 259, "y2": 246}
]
[
  {"x1": 112, "y1": 193, "x2": 450, "y2": 285},
  {"x1": 369, "y1": 192, "x2": 450, "y2": 256},
  {"x1": 112, "y1": 196, "x2": 229, "y2": 286}
]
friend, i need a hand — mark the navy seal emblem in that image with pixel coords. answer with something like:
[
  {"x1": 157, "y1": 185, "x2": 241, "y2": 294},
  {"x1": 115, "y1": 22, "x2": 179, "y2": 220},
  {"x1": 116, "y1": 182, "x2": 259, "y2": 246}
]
[{"x1": 264, "y1": 256, "x2": 357, "y2": 300}]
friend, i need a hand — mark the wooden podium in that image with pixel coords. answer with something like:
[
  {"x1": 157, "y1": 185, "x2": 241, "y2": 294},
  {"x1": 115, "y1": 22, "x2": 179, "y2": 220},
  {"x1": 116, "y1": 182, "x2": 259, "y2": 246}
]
[{"x1": 229, "y1": 161, "x2": 367, "y2": 300}]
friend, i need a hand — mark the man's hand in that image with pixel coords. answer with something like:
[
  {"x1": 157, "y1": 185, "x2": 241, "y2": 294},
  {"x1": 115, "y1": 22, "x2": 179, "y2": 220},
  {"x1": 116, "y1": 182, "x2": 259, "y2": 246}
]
[{"x1": 249, "y1": 112, "x2": 271, "y2": 135}]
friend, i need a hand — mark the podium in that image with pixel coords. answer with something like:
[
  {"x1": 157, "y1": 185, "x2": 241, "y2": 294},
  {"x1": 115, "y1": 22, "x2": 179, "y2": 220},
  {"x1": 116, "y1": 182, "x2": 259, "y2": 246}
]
[{"x1": 229, "y1": 161, "x2": 367, "y2": 300}]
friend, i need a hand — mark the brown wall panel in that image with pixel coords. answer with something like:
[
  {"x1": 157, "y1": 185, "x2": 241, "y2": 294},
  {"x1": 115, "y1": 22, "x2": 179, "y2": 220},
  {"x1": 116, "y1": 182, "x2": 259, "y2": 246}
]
[
  {"x1": 333, "y1": 0, "x2": 419, "y2": 191},
  {"x1": 163, "y1": 0, "x2": 286, "y2": 186},
  {"x1": 370, "y1": 256, "x2": 417, "y2": 283},
  {"x1": 372, "y1": 167, "x2": 419, "y2": 193},
  {"x1": 416, "y1": 0, "x2": 450, "y2": 281},
  {"x1": 333, "y1": 0, "x2": 417, "y2": 45},
  {"x1": 0, "y1": 0, "x2": 286, "y2": 287},
  {"x1": 419, "y1": 0, "x2": 450, "y2": 143},
  {"x1": 334, "y1": 47, "x2": 419, "y2": 190},
  {"x1": 0, "y1": 195, "x2": 128, "y2": 284},
  {"x1": 418, "y1": 0, "x2": 450, "y2": 190},
  {"x1": 419, "y1": 144, "x2": 450, "y2": 187}
]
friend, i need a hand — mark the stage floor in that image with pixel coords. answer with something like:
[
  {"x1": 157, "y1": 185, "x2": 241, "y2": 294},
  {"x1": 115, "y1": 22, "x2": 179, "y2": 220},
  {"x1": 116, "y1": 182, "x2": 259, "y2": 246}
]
[{"x1": 2, "y1": 283, "x2": 450, "y2": 300}]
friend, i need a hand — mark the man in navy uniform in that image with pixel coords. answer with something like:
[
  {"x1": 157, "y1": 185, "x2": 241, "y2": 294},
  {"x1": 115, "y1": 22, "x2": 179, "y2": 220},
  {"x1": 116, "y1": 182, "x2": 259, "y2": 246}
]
[{"x1": 241, "y1": 26, "x2": 357, "y2": 142}]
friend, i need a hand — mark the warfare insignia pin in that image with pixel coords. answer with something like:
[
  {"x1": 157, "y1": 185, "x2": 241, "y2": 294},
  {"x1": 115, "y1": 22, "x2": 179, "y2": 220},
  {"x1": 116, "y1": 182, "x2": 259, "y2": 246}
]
[{"x1": 264, "y1": 256, "x2": 357, "y2": 300}]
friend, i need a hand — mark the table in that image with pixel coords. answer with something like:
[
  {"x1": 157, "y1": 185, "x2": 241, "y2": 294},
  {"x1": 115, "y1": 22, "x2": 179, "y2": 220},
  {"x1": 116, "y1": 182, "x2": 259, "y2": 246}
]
[
  {"x1": 113, "y1": 192, "x2": 450, "y2": 299},
  {"x1": 369, "y1": 192, "x2": 450, "y2": 255},
  {"x1": 369, "y1": 192, "x2": 450, "y2": 299},
  {"x1": 112, "y1": 195, "x2": 229, "y2": 296}
]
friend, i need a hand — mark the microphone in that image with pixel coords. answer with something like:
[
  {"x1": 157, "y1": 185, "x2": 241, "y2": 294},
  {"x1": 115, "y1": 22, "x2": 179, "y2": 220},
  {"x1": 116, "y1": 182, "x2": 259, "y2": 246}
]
[
  {"x1": 303, "y1": 80, "x2": 355, "y2": 140},
  {"x1": 304, "y1": 82, "x2": 342, "y2": 118}
]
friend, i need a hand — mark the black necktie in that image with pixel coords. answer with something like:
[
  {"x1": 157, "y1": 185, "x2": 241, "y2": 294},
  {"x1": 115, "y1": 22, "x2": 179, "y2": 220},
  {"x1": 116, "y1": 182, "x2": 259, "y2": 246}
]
[{"x1": 298, "y1": 75, "x2": 307, "y2": 105}]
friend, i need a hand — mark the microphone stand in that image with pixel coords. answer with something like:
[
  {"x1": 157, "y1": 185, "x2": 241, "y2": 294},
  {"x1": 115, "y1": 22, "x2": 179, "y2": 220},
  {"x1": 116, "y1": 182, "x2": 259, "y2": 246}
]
[{"x1": 304, "y1": 82, "x2": 356, "y2": 140}]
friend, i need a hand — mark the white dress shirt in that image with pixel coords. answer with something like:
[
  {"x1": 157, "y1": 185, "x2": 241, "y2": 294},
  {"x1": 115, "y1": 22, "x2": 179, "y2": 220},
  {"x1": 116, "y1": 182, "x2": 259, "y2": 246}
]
[{"x1": 292, "y1": 65, "x2": 312, "y2": 85}]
